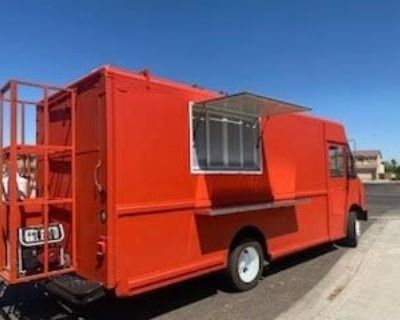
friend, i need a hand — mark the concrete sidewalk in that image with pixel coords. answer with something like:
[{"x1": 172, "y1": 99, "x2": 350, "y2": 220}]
[{"x1": 278, "y1": 210, "x2": 400, "y2": 320}]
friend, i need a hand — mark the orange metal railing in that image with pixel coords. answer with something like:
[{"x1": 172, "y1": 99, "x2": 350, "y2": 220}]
[{"x1": 0, "y1": 80, "x2": 76, "y2": 283}]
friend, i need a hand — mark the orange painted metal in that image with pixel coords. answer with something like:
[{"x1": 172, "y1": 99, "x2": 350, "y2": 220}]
[
  {"x1": 0, "y1": 66, "x2": 366, "y2": 299},
  {"x1": 9, "y1": 81, "x2": 18, "y2": 281}
]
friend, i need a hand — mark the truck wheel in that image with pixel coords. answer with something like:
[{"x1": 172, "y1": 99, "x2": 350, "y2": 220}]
[
  {"x1": 342, "y1": 211, "x2": 360, "y2": 247},
  {"x1": 225, "y1": 240, "x2": 263, "y2": 291}
]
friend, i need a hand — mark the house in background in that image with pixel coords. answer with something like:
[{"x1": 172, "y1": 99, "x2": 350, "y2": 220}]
[{"x1": 354, "y1": 150, "x2": 385, "y2": 180}]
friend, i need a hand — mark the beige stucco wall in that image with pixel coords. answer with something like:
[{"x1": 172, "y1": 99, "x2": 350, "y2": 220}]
[{"x1": 355, "y1": 154, "x2": 384, "y2": 180}]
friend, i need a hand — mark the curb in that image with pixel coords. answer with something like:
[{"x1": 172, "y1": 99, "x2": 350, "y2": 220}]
[{"x1": 277, "y1": 218, "x2": 387, "y2": 320}]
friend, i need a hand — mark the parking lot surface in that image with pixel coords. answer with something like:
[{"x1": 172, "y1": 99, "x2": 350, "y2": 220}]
[{"x1": 1, "y1": 183, "x2": 399, "y2": 319}]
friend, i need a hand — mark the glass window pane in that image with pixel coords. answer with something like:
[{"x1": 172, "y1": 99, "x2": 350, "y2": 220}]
[
  {"x1": 191, "y1": 106, "x2": 261, "y2": 172},
  {"x1": 329, "y1": 145, "x2": 345, "y2": 177},
  {"x1": 227, "y1": 119, "x2": 241, "y2": 167},
  {"x1": 253, "y1": 121, "x2": 260, "y2": 168},
  {"x1": 192, "y1": 111, "x2": 207, "y2": 169},
  {"x1": 209, "y1": 115, "x2": 224, "y2": 167},
  {"x1": 243, "y1": 120, "x2": 258, "y2": 169},
  {"x1": 329, "y1": 146, "x2": 338, "y2": 176}
]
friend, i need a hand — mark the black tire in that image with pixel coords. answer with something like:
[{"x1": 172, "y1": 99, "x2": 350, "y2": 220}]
[
  {"x1": 225, "y1": 240, "x2": 264, "y2": 291},
  {"x1": 342, "y1": 211, "x2": 359, "y2": 247}
]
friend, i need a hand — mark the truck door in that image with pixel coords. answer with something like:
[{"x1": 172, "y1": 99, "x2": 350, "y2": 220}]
[
  {"x1": 327, "y1": 143, "x2": 348, "y2": 240},
  {"x1": 74, "y1": 76, "x2": 108, "y2": 283}
]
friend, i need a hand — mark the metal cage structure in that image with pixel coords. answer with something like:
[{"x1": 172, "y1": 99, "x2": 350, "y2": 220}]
[{"x1": 0, "y1": 80, "x2": 76, "y2": 283}]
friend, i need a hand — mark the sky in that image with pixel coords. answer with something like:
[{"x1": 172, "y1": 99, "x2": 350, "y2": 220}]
[{"x1": 0, "y1": 0, "x2": 399, "y2": 160}]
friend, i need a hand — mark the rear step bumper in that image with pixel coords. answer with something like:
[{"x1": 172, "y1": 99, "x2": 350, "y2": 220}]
[{"x1": 44, "y1": 274, "x2": 106, "y2": 306}]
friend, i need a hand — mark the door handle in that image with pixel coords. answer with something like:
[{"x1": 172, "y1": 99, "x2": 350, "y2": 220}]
[{"x1": 94, "y1": 160, "x2": 103, "y2": 193}]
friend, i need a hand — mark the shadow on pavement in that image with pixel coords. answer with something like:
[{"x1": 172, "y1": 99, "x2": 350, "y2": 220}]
[
  {"x1": 0, "y1": 243, "x2": 340, "y2": 320},
  {"x1": 265, "y1": 243, "x2": 338, "y2": 277}
]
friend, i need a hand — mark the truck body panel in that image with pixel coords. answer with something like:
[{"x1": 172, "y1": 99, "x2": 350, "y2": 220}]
[{"x1": 0, "y1": 66, "x2": 366, "y2": 300}]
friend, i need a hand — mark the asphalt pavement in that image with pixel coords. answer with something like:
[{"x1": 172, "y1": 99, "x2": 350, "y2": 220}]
[
  {"x1": 0, "y1": 183, "x2": 399, "y2": 319},
  {"x1": 278, "y1": 186, "x2": 400, "y2": 320}
]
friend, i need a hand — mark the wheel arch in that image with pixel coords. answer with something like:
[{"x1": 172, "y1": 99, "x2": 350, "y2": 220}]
[
  {"x1": 349, "y1": 203, "x2": 367, "y2": 221},
  {"x1": 229, "y1": 225, "x2": 269, "y2": 261}
]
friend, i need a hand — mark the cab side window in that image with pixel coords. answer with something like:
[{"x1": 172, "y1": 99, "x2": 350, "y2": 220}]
[
  {"x1": 347, "y1": 147, "x2": 357, "y2": 178},
  {"x1": 329, "y1": 145, "x2": 345, "y2": 177}
]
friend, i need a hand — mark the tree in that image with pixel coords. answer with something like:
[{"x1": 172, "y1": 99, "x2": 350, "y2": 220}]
[
  {"x1": 384, "y1": 160, "x2": 396, "y2": 173},
  {"x1": 391, "y1": 159, "x2": 398, "y2": 169}
]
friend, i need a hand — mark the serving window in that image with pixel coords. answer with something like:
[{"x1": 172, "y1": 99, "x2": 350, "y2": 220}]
[
  {"x1": 191, "y1": 107, "x2": 261, "y2": 173},
  {"x1": 189, "y1": 92, "x2": 310, "y2": 174}
]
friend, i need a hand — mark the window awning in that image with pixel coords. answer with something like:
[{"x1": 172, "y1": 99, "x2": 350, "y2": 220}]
[{"x1": 193, "y1": 92, "x2": 311, "y2": 118}]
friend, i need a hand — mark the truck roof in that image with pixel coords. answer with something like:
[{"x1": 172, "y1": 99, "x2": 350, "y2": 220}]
[{"x1": 66, "y1": 64, "x2": 344, "y2": 129}]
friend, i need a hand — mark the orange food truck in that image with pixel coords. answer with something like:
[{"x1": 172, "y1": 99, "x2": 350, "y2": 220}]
[{"x1": 0, "y1": 65, "x2": 367, "y2": 305}]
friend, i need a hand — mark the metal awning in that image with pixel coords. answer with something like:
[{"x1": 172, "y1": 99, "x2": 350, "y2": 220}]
[{"x1": 193, "y1": 92, "x2": 311, "y2": 118}]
